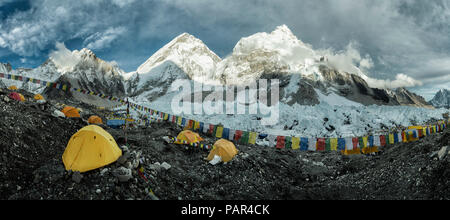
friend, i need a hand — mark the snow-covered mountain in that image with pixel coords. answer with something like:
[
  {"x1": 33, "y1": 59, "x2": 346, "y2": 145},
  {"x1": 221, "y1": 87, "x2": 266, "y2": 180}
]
[
  {"x1": 0, "y1": 60, "x2": 61, "y2": 93},
  {"x1": 42, "y1": 48, "x2": 126, "y2": 106},
  {"x1": 430, "y1": 89, "x2": 450, "y2": 108},
  {"x1": 128, "y1": 25, "x2": 431, "y2": 108},
  {"x1": 136, "y1": 33, "x2": 221, "y2": 84},
  {"x1": 0, "y1": 25, "x2": 433, "y2": 110}
]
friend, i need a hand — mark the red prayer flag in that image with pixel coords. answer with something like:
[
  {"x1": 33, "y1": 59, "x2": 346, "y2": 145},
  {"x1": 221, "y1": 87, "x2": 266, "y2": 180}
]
[
  {"x1": 209, "y1": 124, "x2": 215, "y2": 134},
  {"x1": 316, "y1": 138, "x2": 325, "y2": 151},
  {"x1": 276, "y1": 136, "x2": 285, "y2": 149},
  {"x1": 379, "y1": 135, "x2": 386, "y2": 146},
  {"x1": 352, "y1": 137, "x2": 359, "y2": 150},
  {"x1": 234, "y1": 130, "x2": 243, "y2": 141}
]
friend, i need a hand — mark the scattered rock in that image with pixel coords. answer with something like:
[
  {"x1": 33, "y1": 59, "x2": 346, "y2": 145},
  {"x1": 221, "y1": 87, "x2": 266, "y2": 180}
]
[
  {"x1": 438, "y1": 146, "x2": 448, "y2": 160},
  {"x1": 117, "y1": 152, "x2": 130, "y2": 164},
  {"x1": 113, "y1": 167, "x2": 132, "y2": 182},
  {"x1": 161, "y1": 162, "x2": 171, "y2": 170},
  {"x1": 52, "y1": 110, "x2": 65, "y2": 118},
  {"x1": 149, "y1": 162, "x2": 161, "y2": 171},
  {"x1": 72, "y1": 172, "x2": 83, "y2": 183},
  {"x1": 162, "y1": 136, "x2": 172, "y2": 143}
]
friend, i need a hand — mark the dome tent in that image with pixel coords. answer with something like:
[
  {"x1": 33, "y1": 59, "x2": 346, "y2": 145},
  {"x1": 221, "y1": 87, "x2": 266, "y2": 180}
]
[
  {"x1": 62, "y1": 106, "x2": 80, "y2": 118},
  {"x1": 207, "y1": 139, "x2": 238, "y2": 163},
  {"x1": 174, "y1": 130, "x2": 204, "y2": 145},
  {"x1": 8, "y1": 92, "x2": 25, "y2": 101},
  {"x1": 62, "y1": 125, "x2": 122, "y2": 173},
  {"x1": 34, "y1": 94, "x2": 44, "y2": 101},
  {"x1": 88, "y1": 115, "x2": 103, "y2": 124}
]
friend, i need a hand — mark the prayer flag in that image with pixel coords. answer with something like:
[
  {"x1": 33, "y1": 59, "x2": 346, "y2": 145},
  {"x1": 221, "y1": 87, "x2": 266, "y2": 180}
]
[
  {"x1": 215, "y1": 126, "x2": 224, "y2": 138},
  {"x1": 276, "y1": 136, "x2": 285, "y2": 149},
  {"x1": 316, "y1": 138, "x2": 325, "y2": 151},
  {"x1": 337, "y1": 138, "x2": 345, "y2": 151},
  {"x1": 222, "y1": 128, "x2": 230, "y2": 140},
  {"x1": 379, "y1": 135, "x2": 386, "y2": 146},
  {"x1": 389, "y1": 133, "x2": 394, "y2": 145},
  {"x1": 352, "y1": 137, "x2": 359, "y2": 150},
  {"x1": 308, "y1": 138, "x2": 316, "y2": 151},
  {"x1": 249, "y1": 132, "x2": 257, "y2": 145},
  {"x1": 292, "y1": 137, "x2": 300, "y2": 150},
  {"x1": 240, "y1": 131, "x2": 249, "y2": 144},
  {"x1": 300, "y1": 138, "x2": 308, "y2": 151},
  {"x1": 284, "y1": 136, "x2": 292, "y2": 149},
  {"x1": 228, "y1": 129, "x2": 235, "y2": 141},
  {"x1": 234, "y1": 130, "x2": 243, "y2": 141}
]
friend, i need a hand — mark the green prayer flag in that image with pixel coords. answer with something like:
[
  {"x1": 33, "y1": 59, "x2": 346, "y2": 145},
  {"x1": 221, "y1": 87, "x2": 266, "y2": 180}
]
[
  {"x1": 240, "y1": 131, "x2": 249, "y2": 144},
  {"x1": 325, "y1": 138, "x2": 331, "y2": 151},
  {"x1": 285, "y1": 136, "x2": 292, "y2": 149}
]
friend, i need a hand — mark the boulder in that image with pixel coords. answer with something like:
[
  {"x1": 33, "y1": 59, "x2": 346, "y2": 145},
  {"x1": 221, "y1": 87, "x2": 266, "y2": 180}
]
[
  {"x1": 438, "y1": 146, "x2": 448, "y2": 160},
  {"x1": 113, "y1": 167, "x2": 132, "y2": 182},
  {"x1": 161, "y1": 162, "x2": 171, "y2": 170}
]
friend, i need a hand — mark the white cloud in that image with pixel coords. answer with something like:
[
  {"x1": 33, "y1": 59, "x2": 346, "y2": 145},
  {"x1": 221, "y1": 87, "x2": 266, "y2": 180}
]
[
  {"x1": 112, "y1": 0, "x2": 136, "y2": 8},
  {"x1": 362, "y1": 73, "x2": 423, "y2": 89},
  {"x1": 49, "y1": 42, "x2": 80, "y2": 73},
  {"x1": 83, "y1": 26, "x2": 127, "y2": 50}
]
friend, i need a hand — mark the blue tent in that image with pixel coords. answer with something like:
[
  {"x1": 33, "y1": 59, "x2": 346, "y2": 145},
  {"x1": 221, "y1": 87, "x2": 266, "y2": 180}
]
[{"x1": 107, "y1": 119, "x2": 125, "y2": 129}]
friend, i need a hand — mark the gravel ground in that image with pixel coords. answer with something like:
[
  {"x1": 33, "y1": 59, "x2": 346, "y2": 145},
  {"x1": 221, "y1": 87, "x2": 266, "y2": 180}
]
[{"x1": 0, "y1": 88, "x2": 449, "y2": 200}]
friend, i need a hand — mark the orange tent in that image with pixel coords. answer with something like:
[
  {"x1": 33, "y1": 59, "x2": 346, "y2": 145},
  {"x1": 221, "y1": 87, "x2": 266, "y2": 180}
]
[
  {"x1": 34, "y1": 94, "x2": 44, "y2": 101},
  {"x1": 62, "y1": 106, "x2": 81, "y2": 118},
  {"x1": 88, "y1": 115, "x2": 103, "y2": 124},
  {"x1": 174, "y1": 130, "x2": 203, "y2": 145}
]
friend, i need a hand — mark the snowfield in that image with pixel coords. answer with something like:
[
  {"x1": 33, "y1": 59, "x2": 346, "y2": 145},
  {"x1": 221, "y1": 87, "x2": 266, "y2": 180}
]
[{"x1": 123, "y1": 90, "x2": 448, "y2": 139}]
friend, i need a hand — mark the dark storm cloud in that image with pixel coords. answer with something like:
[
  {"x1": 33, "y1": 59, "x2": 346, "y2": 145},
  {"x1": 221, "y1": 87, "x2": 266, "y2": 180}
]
[{"x1": 0, "y1": 0, "x2": 448, "y2": 99}]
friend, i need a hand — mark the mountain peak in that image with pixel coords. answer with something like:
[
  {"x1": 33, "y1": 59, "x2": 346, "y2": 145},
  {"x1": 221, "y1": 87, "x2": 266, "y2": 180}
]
[
  {"x1": 271, "y1": 24, "x2": 296, "y2": 38},
  {"x1": 430, "y1": 88, "x2": 450, "y2": 108},
  {"x1": 136, "y1": 32, "x2": 221, "y2": 83}
]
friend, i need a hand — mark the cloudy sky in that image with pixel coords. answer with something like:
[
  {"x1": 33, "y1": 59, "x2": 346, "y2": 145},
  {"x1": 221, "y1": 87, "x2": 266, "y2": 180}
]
[{"x1": 0, "y1": 0, "x2": 449, "y2": 100}]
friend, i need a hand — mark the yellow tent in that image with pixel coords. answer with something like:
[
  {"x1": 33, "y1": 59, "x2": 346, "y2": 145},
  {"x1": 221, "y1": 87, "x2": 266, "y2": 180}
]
[
  {"x1": 174, "y1": 130, "x2": 203, "y2": 145},
  {"x1": 341, "y1": 148, "x2": 361, "y2": 155},
  {"x1": 8, "y1": 85, "x2": 17, "y2": 90},
  {"x1": 405, "y1": 129, "x2": 419, "y2": 142},
  {"x1": 62, "y1": 125, "x2": 122, "y2": 173},
  {"x1": 207, "y1": 139, "x2": 238, "y2": 162},
  {"x1": 88, "y1": 115, "x2": 103, "y2": 124},
  {"x1": 34, "y1": 94, "x2": 44, "y2": 101}
]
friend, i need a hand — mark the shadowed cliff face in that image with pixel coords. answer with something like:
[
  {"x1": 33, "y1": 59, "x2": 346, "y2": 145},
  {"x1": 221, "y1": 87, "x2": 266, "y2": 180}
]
[{"x1": 430, "y1": 89, "x2": 450, "y2": 109}]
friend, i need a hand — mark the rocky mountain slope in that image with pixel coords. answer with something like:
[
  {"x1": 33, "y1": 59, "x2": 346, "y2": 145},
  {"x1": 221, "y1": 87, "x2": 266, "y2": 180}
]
[{"x1": 430, "y1": 89, "x2": 450, "y2": 109}]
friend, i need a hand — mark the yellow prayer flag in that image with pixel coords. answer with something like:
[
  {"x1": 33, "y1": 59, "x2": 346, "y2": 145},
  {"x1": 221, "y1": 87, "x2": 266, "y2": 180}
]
[
  {"x1": 330, "y1": 138, "x2": 338, "y2": 151},
  {"x1": 249, "y1": 132, "x2": 257, "y2": 145},
  {"x1": 389, "y1": 133, "x2": 394, "y2": 144},
  {"x1": 292, "y1": 137, "x2": 300, "y2": 150},
  {"x1": 215, "y1": 126, "x2": 223, "y2": 138},
  {"x1": 362, "y1": 136, "x2": 368, "y2": 148},
  {"x1": 194, "y1": 121, "x2": 200, "y2": 130},
  {"x1": 177, "y1": 117, "x2": 182, "y2": 125}
]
